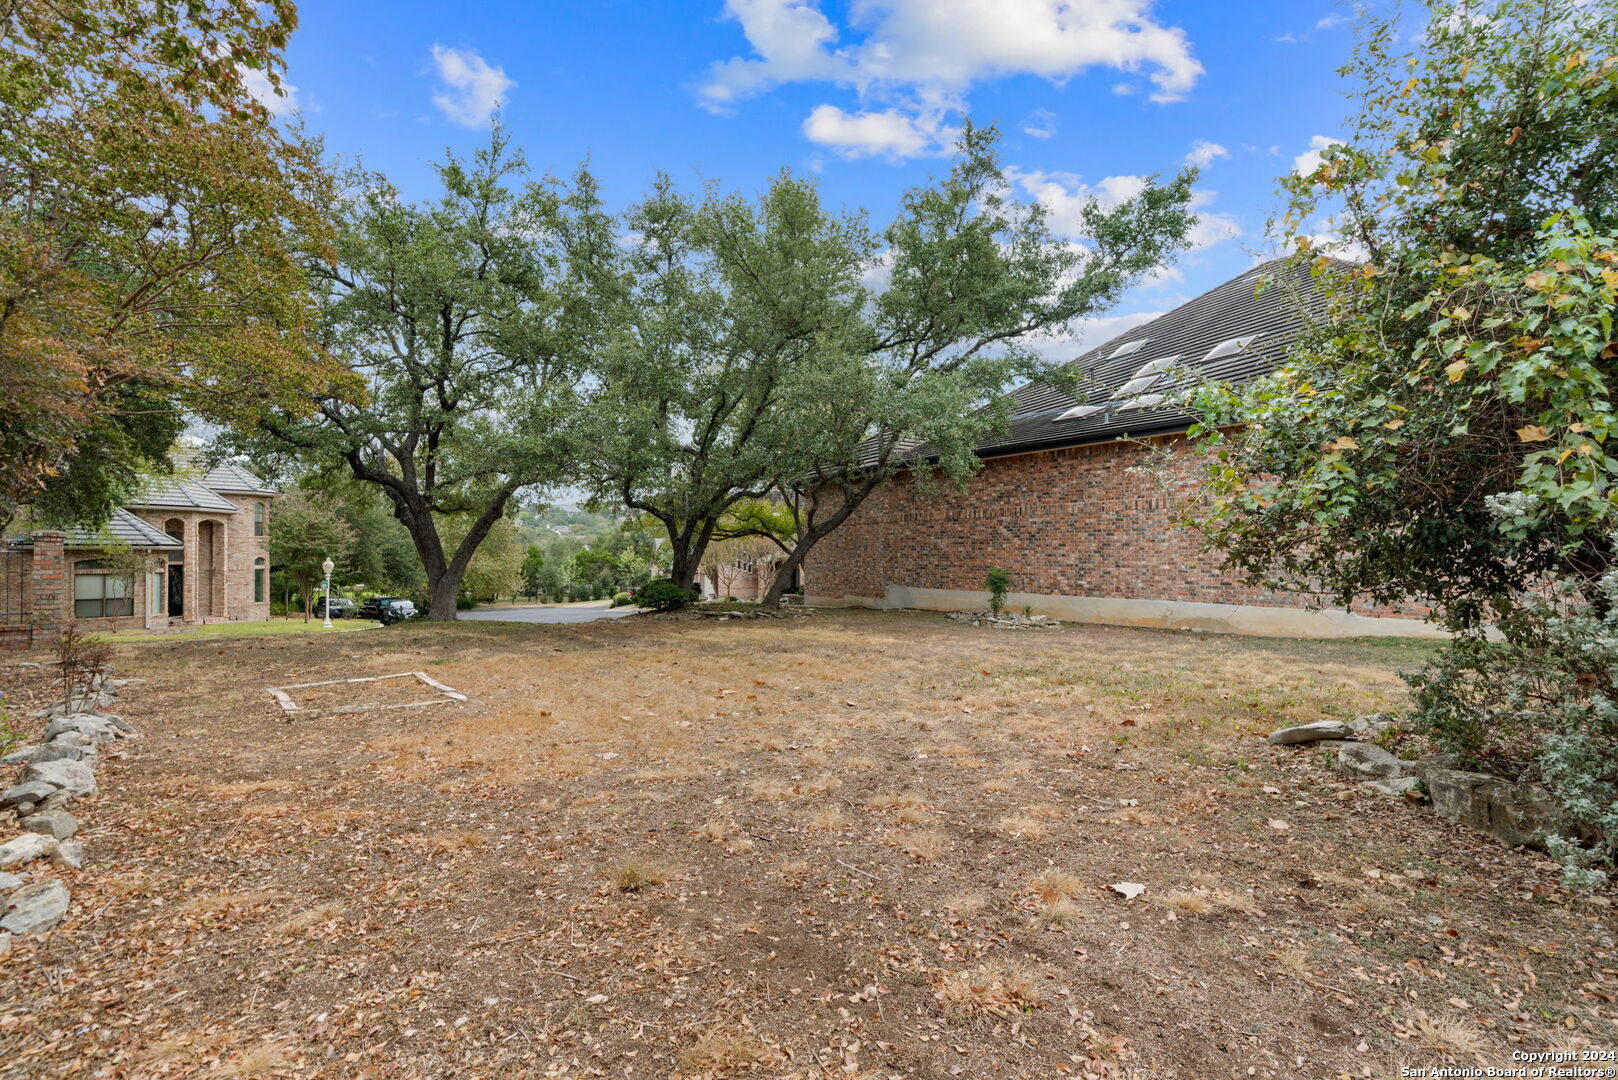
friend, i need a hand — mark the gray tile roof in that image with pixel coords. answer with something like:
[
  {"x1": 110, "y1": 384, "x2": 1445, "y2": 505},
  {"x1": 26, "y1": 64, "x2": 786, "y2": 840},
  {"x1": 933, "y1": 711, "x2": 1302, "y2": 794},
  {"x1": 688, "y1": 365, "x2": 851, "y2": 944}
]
[
  {"x1": 977, "y1": 257, "x2": 1332, "y2": 458},
  {"x1": 125, "y1": 475, "x2": 242, "y2": 513},
  {"x1": 190, "y1": 457, "x2": 278, "y2": 496},
  {"x1": 61, "y1": 508, "x2": 183, "y2": 550}
]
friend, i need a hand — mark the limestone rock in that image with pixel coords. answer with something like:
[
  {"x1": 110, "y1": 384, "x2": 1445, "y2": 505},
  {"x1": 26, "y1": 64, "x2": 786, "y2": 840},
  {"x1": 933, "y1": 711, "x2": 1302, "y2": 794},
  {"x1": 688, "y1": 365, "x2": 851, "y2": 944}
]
[
  {"x1": 0, "y1": 833, "x2": 59, "y2": 869},
  {"x1": 1361, "y1": 776, "x2": 1421, "y2": 797},
  {"x1": 0, "y1": 780, "x2": 58, "y2": 810},
  {"x1": 0, "y1": 746, "x2": 36, "y2": 767},
  {"x1": 1267, "y1": 721, "x2": 1355, "y2": 745},
  {"x1": 0, "y1": 931, "x2": 10, "y2": 957},
  {"x1": 0, "y1": 871, "x2": 25, "y2": 890},
  {"x1": 52, "y1": 841, "x2": 84, "y2": 869},
  {"x1": 1336, "y1": 743, "x2": 1415, "y2": 780},
  {"x1": 0, "y1": 880, "x2": 69, "y2": 935},
  {"x1": 42, "y1": 715, "x2": 118, "y2": 744},
  {"x1": 18, "y1": 759, "x2": 96, "y2": 798},
  {"x1": 1415, "y1": 763, "x2": 1566, "y2": 848},
  {"x1": 31, "y1": 740, "x2": 96, "y2": 765},
  {"x1": 20, "y1": 810, "x2": 76, "y2": 840}
]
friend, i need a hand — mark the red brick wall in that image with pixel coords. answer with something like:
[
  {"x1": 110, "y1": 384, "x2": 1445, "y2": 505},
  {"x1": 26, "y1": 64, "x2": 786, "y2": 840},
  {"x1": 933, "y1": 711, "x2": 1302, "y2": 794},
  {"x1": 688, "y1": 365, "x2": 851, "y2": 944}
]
[{"x1": 806, "y1": 434, "x2": 1429, "y2": 618}]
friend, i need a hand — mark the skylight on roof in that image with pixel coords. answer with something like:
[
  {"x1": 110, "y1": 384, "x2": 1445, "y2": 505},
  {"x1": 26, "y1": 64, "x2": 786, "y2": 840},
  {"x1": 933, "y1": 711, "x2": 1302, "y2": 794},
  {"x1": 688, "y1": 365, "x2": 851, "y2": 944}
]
[
  {"x1": 1202, "y1": 334, "x2": 1258, "y2": 361},
  {"x1": 1107, "y1": 339, "x2": 1148, "y2": 359},
  {"x1": 1053, "y1": 403, "x2": 1105, "y2": 422},
  {"x1": 1108, "y1": 355, "x2": 1181, "y2": 400},
  {"x1": 1114, "y1": 393, "x2": 1170, "y2": 411},
  {"x1": 1133, "y1": 354, "x2": 1181, "y2": 377}
]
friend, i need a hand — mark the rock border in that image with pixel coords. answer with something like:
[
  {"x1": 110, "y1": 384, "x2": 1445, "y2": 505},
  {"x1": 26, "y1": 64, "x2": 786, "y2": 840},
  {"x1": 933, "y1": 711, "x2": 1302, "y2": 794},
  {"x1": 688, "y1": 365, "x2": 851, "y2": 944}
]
[
  {"x1": 0, "y1": 668, "x2": 134, "y2": 948},
  {"x1": 1267, "y1": 715, "x2": 1576, "y2": 850},
  {"x1": 946, "y1": 611, "x2": 1062, "y2": 630}
]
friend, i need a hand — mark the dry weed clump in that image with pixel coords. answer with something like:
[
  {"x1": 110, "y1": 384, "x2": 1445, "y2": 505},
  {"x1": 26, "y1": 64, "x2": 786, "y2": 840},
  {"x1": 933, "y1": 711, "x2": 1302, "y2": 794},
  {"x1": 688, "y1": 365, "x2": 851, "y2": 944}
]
[
  {"x1": 214, "y1": 1041, "x2": 291, "y2": 1078},
  {"x1": 942, "y1": 892, "x2": 988, "y2": 918},
  {"x1": 610, "y1": 860, "x2": 670, "y2": 893},
  {"x1": 937, "y1": 960, "x2": 1048, "y2": 1016},
  {"x1": 424, "y1": 830, "x2": 485, "y2": 852},
  {"x1": 802, "y1": 804, "x2": 847, "y2": 832},
  {"x1": 898, "y1": 829, "x2": 950, "y2": 861},
  {"x1": 1030, "y1": 870, "x2": 1086, "y2": 902},
  {"x1": 1035, "y1": 898, "x2": 1083, "y2": 929},
  {"x1": 1158, "y1": 889, "x2": 1214, "y2": 914},
  {"x1": 676, "y1": 1025, "x2": 773, "y2": 1075},
  {"x1": 208, "y1": 779, "x2": 296, "y2": 798},
  {"x1": 1407, "y1": 1010, "x2": 1490, "y2": 1060},
  {"x1": 179, "y1": 890, "x2": 278, "y2": 916},
  {"x1": 277, "y1": 902, "x2": 343, "y2": 936},
  {"x1": 997, "y1": 814, "x2": 1048, "y2": 840}
]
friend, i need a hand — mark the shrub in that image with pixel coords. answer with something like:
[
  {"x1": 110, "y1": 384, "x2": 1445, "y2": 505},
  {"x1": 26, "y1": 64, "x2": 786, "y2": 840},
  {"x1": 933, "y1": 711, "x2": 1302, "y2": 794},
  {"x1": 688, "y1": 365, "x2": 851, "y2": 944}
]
[
  {"x1": 635, "y1": 579, "x2": 692, "y2": 612},
  {"x1": 1406, "y1": 565, "x2": 1618, "y2": 887},
  {"x1": 455, "y1": 595, "x2": 476, "y2": 610},
  {"x1": 984, "y1": 567, "x2": 1012, "y2": 614},
  {"x1": 610, "y1": 592, "x2": 633, "y2": 608}
]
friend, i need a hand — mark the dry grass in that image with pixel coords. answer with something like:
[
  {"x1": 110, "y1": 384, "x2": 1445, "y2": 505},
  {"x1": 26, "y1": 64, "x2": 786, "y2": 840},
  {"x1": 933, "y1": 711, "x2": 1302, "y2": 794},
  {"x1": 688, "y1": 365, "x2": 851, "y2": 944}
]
[
  {"x1": 609, "y1": 860, "x2": 670, "y2": 893},
  {"x1": 1030, "y1": 869, "x2": 1086, "y2": 901},
  {"x1": 802, "y1": 804, "x2": 847, "y2": 831},
  {"x1": 277, "y1": 902, "x2": 343, "y2": 936},
  {"x1": 208, "y1": 779, "x2": 295, "y2": 798},
  {"x1": 214, "y1": 1040, "x2": 290, "y2": 1078},
  {"x1": 1035, "y1": 897, "x2": 1083, "y2": 928},
  {"x1": 1409, "y1": 1010, "x2": 1490, "y2": 1060},
  {"x1": 997, "y1": 814, "x2": 1048, "y2": 840},
  {"x1": 937, "y1": 961, "x2": 1047, "y2": 1015},
  {"x1": 1158, "y1": 889, "x2": 1214, "y2": 914},
  {"x1": 16, "y1": 608, "x2": 1588, "y2": 1079},
  {"x1": 676, "y1": 1025, "x2": 773, "y2": 1075},
  {"x1": 898, "y1": 828, "x2": 950, "y2": 861},
  {"x1": 178, "y1": 890, "x2": 277, "y2": 916}
]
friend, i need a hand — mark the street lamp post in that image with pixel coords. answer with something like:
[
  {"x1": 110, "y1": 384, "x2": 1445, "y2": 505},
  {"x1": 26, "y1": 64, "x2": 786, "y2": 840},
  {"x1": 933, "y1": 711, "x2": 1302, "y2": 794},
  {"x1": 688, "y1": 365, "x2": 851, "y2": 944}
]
[{"x1": 321, "y1": 557, "x2": 335, "y2": 629}]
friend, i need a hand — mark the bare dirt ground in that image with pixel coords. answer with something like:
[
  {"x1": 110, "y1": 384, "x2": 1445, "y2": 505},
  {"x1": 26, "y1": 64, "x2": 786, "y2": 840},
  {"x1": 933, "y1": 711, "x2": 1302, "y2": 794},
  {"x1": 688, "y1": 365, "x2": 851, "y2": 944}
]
[{"x1": 1, "y1": 610, "x2": 1613, "y2": 1079}]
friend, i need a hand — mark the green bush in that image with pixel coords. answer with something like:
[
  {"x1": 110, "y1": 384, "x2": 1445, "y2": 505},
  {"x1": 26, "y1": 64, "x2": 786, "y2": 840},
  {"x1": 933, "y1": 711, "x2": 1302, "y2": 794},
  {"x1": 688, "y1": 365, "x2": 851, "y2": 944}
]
[
  {"x1": 1407, "y1": 566, "x2": 1618, "y2": 889},
  {"x1": 635, "y1": 579, "x2": 692, "y2": 612},
  {"x1": 610, "y1": 592, "x2": 633, "y2": 608},
  {"x1": 456, "y1": 596, "x2": 476, "y2": 610},
  {"x1": 984, "y1": 567, "x2": 1012, "y2": 614}
]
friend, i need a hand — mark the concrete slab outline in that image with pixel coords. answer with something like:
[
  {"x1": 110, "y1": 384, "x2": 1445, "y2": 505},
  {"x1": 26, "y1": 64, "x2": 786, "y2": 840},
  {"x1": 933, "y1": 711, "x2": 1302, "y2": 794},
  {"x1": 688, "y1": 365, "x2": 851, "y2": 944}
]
[{"x1": 267, "y1": 671, "x2": 468, "y2": 719}]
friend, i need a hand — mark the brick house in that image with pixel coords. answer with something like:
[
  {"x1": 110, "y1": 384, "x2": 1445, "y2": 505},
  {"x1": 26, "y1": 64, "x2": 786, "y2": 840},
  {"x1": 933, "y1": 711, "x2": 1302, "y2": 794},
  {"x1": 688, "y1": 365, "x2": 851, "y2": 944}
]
[
  {"x1": 0, "y1": 458, "x2": 276, "y2": 647},
  {"x1": 804, "y1": 260, "x2": 1443, "y2": 638}
]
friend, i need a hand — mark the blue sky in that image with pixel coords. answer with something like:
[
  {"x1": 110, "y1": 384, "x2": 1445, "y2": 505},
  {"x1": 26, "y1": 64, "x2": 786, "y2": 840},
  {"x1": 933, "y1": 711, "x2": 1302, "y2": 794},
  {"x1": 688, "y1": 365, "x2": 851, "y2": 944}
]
[{"x1": 266, "y1": 0, "x2": 1359, "y2": 354}]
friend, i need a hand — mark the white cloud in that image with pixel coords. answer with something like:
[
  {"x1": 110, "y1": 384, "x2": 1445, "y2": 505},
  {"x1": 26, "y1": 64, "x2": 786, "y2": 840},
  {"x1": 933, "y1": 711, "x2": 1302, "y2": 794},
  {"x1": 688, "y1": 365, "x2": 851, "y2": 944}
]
[
  {"x1": 1292, "y1": 134, "x2": 1343, "y2": 175},
  {"x1": 429, "y1": 44, "x2": 514, "y2": 128},
  {"x1": 240, "y1": 66, "x2": 299, "y2": 117},
  {"x1": 1186, "y1": 190, "x2": 1241, "y2": 251},
  {"x1": 1025, "y1": 310, "x2": 1166, "y2": 363},
  {"x1": 1004, "y1": 168, "x2": 1240, "y2": 290},
  {"x1": 699, "y1": 0, "x2": 1203, "y2": 158},
  {"x1": 1022, "y1": 107, "x2": 1056, "y2": 139},
  {"x1": 1184, "y1": 139, "x2": 1228, "y2": 168},
  {"x1": 803, "y1": 104, "x2": 954, "y2": 159},
  {"x1": 1315, "y1": 12, "x2": 1349, "y2": 30}
]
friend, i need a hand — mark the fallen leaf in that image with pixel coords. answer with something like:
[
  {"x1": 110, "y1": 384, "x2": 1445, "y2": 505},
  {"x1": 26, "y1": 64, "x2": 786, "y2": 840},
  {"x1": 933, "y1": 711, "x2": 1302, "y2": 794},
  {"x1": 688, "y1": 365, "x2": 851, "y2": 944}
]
[
  {"x1": 1268, "y1": 819, "x2": 1290, "y2": 832},
  {"x1": 1517, "y1": 424, "x2": 1551, "y2": 442},
  {"x1": 1110, "y1": 882, "x2": 1146, "y2": 901}
]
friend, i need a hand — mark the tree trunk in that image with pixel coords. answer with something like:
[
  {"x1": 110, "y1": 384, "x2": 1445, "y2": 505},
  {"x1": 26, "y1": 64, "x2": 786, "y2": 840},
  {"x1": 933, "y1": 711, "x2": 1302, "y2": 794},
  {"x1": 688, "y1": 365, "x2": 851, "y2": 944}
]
[
  {"x1": 427, "y1": 573, "x2": 462, "y2": 622},
  {"x1": 761, "y1": 483, "x2": 873, "y2": 607},
  {"x1": 762, "y1": 543, "x2": 812, "y2": 607}
]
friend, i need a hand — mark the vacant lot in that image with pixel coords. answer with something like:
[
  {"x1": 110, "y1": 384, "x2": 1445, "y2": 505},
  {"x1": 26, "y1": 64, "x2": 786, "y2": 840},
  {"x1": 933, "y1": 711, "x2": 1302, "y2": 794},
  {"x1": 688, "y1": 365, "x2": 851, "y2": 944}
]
[{"x1": 2, "y1": 611, "x2": 1612, "y2": 1079}]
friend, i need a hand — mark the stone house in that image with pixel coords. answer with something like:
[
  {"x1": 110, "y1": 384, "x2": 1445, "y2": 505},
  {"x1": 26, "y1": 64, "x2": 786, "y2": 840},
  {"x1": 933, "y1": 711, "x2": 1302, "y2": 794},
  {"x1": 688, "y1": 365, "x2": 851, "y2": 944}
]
[
  {"x1": 0, "y1": 458, "x2": 276, "y2": 647},
  {"x1": 804, "y1": 260, "x2": 1443, "y2": 638}
]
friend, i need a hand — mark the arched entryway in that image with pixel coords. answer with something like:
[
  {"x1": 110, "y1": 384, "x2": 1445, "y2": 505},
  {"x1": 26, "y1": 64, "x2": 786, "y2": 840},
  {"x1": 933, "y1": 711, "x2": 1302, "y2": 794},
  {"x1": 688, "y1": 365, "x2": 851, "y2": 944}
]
[{"x1": 197, "y1": 519, "x2": 222, "y2": 619}]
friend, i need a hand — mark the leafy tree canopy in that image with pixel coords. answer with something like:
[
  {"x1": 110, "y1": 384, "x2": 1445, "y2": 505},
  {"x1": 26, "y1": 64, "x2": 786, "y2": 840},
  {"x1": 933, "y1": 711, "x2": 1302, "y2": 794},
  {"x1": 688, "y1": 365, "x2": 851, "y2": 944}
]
[{"x1": 0, "y1": 0, "x2": 338, "y2": 531}]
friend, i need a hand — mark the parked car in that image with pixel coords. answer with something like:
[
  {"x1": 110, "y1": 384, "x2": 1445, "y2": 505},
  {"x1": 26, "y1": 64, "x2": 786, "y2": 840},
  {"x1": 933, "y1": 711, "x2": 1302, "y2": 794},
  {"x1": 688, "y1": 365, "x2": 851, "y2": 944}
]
[
  {"x1": 315, "y1": 597, "x2": 356, "y2": 618},
  {"x1": 358, "y1": 596, "x2": 404, "y2": 621},
  {"x1": 377, "y1": 599, "x2": 418, "y2": 625}
]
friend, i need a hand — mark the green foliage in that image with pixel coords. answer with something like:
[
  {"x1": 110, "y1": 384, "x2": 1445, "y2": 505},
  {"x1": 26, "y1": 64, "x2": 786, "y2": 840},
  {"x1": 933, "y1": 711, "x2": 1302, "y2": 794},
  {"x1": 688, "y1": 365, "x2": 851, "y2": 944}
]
[
  {"x1": 985, "y1": 567, "x2": 1012, "y2": 614},
  {"x1": 267, "y1": 490, "x2": 357, "y2": 622},
  {"x1": 635, "y1": 579, "x2": 691, "y2": 612},
  {"x1": 577, "y1": 123, "x2": 1195, "y2": 598},
  {"x1": 0, "y1": 0, "x2": 337, "y2": 532},
  {"x1": 1189, "y1": 0, "x2": 1618, "y2": 622},
  {"x1": 610, "y1": 591, "x2": 633, "y2": 608},
  {"x1": 1188, "y1": 0, "x2": 1618, "y2": 884},
  {"x1": 441, "y1": 516, "x2": 524, "y2": 604},
  {"x1": 520, "y1": 544, "x2": 545, "y2": 599},
  {"x1": 244, "y1": 128, "x2": 614, "y2": 618},
  {"x1": 1405, "y1": 566, "x2": 1618, "y2": 871}
]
